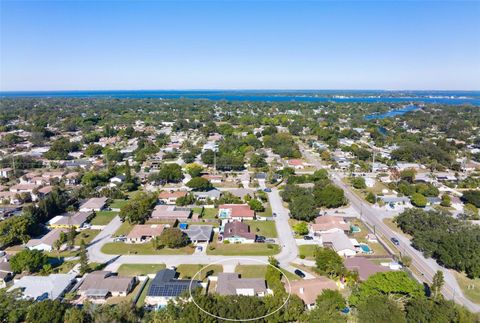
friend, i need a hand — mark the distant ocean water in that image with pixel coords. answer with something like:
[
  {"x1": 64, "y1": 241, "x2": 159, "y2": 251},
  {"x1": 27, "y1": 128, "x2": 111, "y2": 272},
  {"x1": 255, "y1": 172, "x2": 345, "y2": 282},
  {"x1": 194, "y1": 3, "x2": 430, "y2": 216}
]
[{"x1": 1, "y1": 90, "x2": 479, "y2": 105}]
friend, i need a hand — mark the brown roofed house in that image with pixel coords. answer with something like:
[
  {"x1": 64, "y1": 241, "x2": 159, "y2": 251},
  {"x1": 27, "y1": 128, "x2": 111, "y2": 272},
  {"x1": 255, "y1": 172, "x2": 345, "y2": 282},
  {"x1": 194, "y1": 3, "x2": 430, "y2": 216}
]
[
  {"x1": 311, "y1": 216, "x2": 350, "y2": 235},
  {"x1": 288, "y1": 277, "x2": 338, "y2": 309},
  {"x1": 158, "y1": 191, "x2": 187, "y2": 204},
  {"x1": 78, "y1": 271, "x2": 136, "y2": 300},
  {"x1": 223, "y1": 221, "x2": 256, "y2": 243},
  {"x1": 218, "y1": 204, "x2": 255, "y2": 221},
  {"x1": 344, "y1": 257, "x2": 390, "y2": 281},
  {"x1": 126, "y1": 224, "x2": 164, "y2": 244},
  {"x1": 151, "y1": 205, "x2": 191, "y2": 221}
]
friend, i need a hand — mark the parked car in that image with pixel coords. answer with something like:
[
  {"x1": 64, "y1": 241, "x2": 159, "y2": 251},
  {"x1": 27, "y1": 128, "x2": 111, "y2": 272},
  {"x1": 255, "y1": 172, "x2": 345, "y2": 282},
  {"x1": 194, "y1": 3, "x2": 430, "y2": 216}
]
[
  {"x1": 256, "y1": 236, "x2": 266, "y2": 243},
  {"x1": 272, "y1": 212, "x2": 277, "y2": 217},
  {"x1": 303, "y1": 235, "x2": 313, "y2": 240},
  {"x1": 263, "y1": 188, "x2": 272, "y2": 192},
  {"x1": 196, "y1": 246, "x2": 203, "y2": 252},
  {"x1": 294, "y1": 269, "x2": 306, "y2": 278},
  {"x1": 391, "y1": 237, "x2": 400, "y2": 246}
]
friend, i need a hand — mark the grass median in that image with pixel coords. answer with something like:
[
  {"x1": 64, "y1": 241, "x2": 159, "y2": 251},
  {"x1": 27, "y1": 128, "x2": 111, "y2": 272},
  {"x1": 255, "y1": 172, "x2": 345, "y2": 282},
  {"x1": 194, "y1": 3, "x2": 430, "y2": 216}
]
[{"x1": 206, "y1": 242, "x2": 280, "y2": 256}]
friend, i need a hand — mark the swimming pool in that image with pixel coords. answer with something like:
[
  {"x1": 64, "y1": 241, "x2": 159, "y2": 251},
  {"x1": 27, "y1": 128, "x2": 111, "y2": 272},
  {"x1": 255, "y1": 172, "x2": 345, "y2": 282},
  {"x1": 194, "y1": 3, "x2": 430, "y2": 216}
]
[
  {"x1": 359, "y1": 244, "x2": 372, "y2": 254},
  {"x1": 351, "y1": 225, "x2": 361, "y2": 233}
]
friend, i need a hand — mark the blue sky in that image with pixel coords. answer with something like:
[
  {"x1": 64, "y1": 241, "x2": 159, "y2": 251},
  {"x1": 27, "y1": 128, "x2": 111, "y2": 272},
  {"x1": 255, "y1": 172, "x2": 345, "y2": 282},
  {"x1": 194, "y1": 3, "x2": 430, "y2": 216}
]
[{"x1": 1, "y1": 1, "x2": 479, "y2": 91}]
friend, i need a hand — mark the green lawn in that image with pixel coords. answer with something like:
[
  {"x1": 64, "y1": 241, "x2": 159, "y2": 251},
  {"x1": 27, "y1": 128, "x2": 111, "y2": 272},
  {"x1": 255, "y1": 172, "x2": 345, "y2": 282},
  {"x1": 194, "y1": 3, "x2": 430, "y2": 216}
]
[
  {"x1": 236, "y1": 265, "x2": 299, "y2": 281},
  {"x1": 298, "y1": 245, "x2": 318, "y2": 260},
  {"x1": 114, "y1": 221, "x2": 134, "y2": 236},
  {"x1": 101, "y1": 242, "x2": 195, "y2": 255},
  {"x1": 176, "y1": 264, "x2": 223, "y2": 280},
  {"x1": 136, "y1": 279, "x2": 151, "y2": 308},
  {"x1": 257, "y1": 205, "x2": 273, "y2": 217},
  {"x1": 200, "y1": 207, "x2": 218, "y2": 219},
  {"x1": 244, "y1": 220, "x2": 278, "y2": 238},
  {"x1": 207, "y1": 242, "x2": 280, "y2": 256},
  {"x1": 74, "y1": 229, "x2": 101, "y2": 246},
  {"x1": 236, "y1": 265, "x2": 267, "y2": 278},
  {"x1": 117, "y1": 264, "x2": 166, "y2": 276},
  {"x1": 454, "y1": 271, "x2": 480, "y2": 305},
  {"x1": 90, "y1": 211, "x2": 118, "y2": 225},
  {"x1": 109, "y1": 199, "x2": 128, "y2": 210}
]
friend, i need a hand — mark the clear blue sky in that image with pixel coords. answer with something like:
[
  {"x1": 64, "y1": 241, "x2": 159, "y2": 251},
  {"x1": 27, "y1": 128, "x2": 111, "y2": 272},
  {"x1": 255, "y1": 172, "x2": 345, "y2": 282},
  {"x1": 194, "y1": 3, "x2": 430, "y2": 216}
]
[{"x1": 1, "y1": 0, "x2": 479, "y2": 91}]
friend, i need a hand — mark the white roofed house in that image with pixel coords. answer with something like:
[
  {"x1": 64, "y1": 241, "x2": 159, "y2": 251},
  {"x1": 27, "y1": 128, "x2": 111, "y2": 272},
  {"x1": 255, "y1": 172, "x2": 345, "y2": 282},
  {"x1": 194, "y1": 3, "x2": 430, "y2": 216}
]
[{"x1": 9, "y1": 273, "x2": 76, "y2": 301}]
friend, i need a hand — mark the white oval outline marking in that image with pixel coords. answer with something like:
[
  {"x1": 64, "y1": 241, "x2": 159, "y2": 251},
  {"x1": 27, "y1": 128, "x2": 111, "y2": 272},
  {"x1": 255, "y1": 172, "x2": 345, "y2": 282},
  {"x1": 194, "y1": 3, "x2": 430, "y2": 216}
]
[{"x1": 188, "y1": 257, "x2": 292, "y2": 322}]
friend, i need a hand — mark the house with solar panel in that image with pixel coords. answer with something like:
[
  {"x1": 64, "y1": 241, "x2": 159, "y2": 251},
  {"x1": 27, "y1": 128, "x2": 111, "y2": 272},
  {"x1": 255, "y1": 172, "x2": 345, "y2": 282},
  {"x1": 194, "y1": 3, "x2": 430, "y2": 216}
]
[{"x1": 144, "y1": 269, "x2": 201, "y2": 308}]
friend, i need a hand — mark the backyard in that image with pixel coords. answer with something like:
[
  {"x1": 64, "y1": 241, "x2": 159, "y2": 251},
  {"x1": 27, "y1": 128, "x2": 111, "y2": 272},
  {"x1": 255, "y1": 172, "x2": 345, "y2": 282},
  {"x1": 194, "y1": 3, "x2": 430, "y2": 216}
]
[{"x1": 244, "y1": 220, "x2": 278, "y2": 238}]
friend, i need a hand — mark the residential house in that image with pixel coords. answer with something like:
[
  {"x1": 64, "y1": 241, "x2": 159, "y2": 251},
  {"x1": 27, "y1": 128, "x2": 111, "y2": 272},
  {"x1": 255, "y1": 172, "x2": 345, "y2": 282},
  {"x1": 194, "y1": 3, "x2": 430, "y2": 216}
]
[
  {"x1": 145, "y1": 269, "x2": 201, "y2": 308},
  {"x1": 0, "y1": 168, "x2": 13, "y2": 178},
  {"x1": 378, "y1": 195, "x2": 410, "y2": 207},
  {"x1": 182, "y1": 225, "x2": 213, "y2": 243},
  {"x1": 193, "y1": 189, "x2": 222, "y2": 202},
  {"x1": 218, "y1": 204, "x2": 255, "y2": 221},
  {"x1": 78, "y1": 271, "x2": 136, "y2": 300},
  {"x1": 126, "y1": 224, "x2": 164, "y2": 244},
  {"x1": 79, "y1": 197, "x2": 108, "y2": 212},
  {"x1": 321, "y1": 231, "x2": 357, "y2": 257},
  {"x1": 151, "y1": 205, "x2": 191, "y2": 221},
  {"x1": 310, "y1": 216, "x2": 350, "y2": 237},
  {"x1": 0, "y1": 256, "x2": 13, "y2": 288},
  {"x1": 26, "y1": 228, "x2": 67, "y2": 252},
  {"x1": 344, "y1": 257, "x2": 390, "y2": 281},
  {"x1": 288, "y1": 277, "x2": 338, "y2": 310},
  {"x1": 109, "y1": 175, "x2": 126, "y2": 186},
  {"x1": 9, "y1": 273, "x2": 76, "y2": 301},
  {"x1": 201, "y1": 174, "x2": 223, "y2": 184},
  {"x1": 159, "y1": 191, "x2": 188, "y2": 205},
  {"x1": 287, "y1": 159, "x2": 305, "y2": 169},
  {"x1": 222, "y1": 221, "x2": 256, "y2": 243},
  {"x1": 48, "y1": 211, "x2": 92, "y2": 229},
  {"x1": 216, "y1": 273, "x2": 269, "y2": 297}
]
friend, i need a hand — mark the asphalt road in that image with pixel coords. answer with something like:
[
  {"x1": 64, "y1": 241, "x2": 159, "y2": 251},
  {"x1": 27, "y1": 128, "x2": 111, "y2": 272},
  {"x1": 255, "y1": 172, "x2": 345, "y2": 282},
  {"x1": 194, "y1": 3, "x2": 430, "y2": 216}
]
[{"x1": 301, "y1": 146, "x2": 480, "y2": 313}]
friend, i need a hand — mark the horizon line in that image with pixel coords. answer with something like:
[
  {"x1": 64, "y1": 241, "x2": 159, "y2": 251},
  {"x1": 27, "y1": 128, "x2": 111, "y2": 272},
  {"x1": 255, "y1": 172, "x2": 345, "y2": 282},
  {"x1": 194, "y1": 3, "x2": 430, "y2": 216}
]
[{"x1": 1, "y1": 88, "x2": 480, "y2": 93}]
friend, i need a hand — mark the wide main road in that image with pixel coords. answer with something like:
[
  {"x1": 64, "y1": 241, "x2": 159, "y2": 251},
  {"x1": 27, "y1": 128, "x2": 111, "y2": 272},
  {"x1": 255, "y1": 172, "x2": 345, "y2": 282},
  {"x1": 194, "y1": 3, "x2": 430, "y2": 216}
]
[{"x1": 301, "y1": 146, "x2": 480, "y2": 313}]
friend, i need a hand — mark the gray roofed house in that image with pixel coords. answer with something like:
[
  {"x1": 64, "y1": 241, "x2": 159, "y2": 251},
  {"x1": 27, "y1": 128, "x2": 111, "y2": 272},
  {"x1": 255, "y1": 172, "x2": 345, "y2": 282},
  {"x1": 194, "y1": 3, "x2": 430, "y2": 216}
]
[
  {"x1": 193, "y1": 189, "x2": 222, "y2": 201},
  {"x1": 26, "y1": 228, "x2": 68, "y2": 252},
  {"x1": 321, "y1": 231, "x2": 357, "y2": 257},
  {"x1": 227, "y1": 188, "x2": 255, "y2": 199},
  {"x1": 78, "y1": 271, "x2": 136, "y2": 299},
  {"x1": 145, "y1": 269, "x2": 201, "y2": 307},
  {"x1": 182, "y1": 225, "x2": 213, "y2": 243},
  {"x1": 378, "y1": 196, "x2": 410, "y2": 204},
  {"x1": 48, "y1": 211, "x2": 92, "y2": 228},
  {"x1": 9, "y1": 273, "x2": 76, "y2": 301},
  {"x1": 216, "y1": 273, "x2": 268, "y2": 297},
  {"x1": 80, "y1": 197, "x2": 108, "y2": 212}
]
